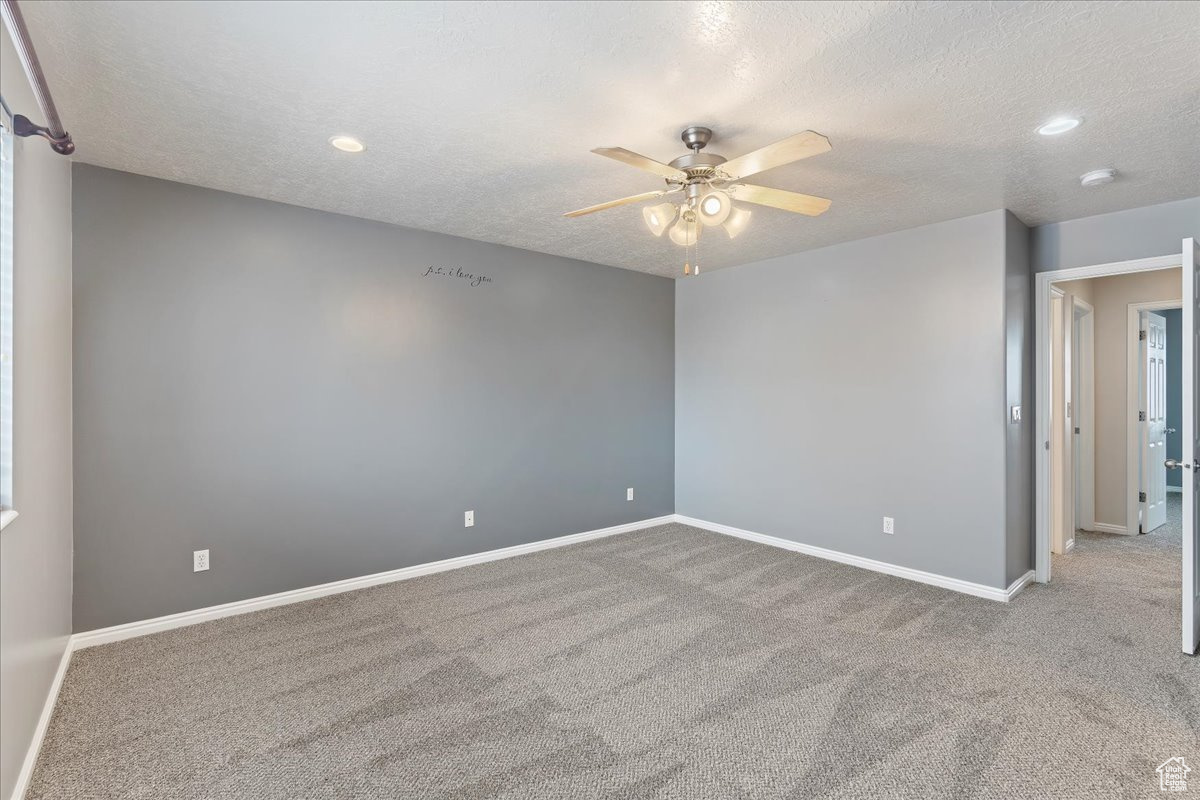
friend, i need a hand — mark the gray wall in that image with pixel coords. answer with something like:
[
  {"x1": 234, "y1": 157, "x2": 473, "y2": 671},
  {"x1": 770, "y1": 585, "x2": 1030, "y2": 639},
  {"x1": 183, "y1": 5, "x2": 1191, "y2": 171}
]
[
  {"x1": 676, "y1": 210, "x2": 1013, "y2": 589},
  {"x1": 0, "y1": 25, "x2": 74, "y2": 800},
  {"x1": 72, "y1": 165, "x2": 674, "y2": 632},
  {"x1": 1032, "y1": 196, "x2": 1200, "y2": 273},
  {"x1": 1004, "y1": 211, "x2": 1033, "y2": 584},
  {"x1": 1163, "y1": 308, "x2": 1182, "y2": 489}
]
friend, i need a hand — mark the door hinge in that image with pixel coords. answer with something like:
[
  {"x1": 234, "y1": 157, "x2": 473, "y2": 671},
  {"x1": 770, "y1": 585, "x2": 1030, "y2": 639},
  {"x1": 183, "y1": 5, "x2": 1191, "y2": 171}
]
[
  {"x1": 1139, "y1": 329, "x2": 1148, "y2": 340},
  {"x1": 1139, "y1": 491, "x2": 1147, "y2": 502},
  {"x1": 1139, "y1": 411, "x2": 1147, "y2": 421}
]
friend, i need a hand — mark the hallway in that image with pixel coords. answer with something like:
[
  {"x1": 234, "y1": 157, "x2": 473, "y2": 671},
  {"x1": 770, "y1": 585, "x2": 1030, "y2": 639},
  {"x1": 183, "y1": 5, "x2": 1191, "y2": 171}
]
[{"x1": 1063, "y1": 492, "x2": 1183, "y2": 605}]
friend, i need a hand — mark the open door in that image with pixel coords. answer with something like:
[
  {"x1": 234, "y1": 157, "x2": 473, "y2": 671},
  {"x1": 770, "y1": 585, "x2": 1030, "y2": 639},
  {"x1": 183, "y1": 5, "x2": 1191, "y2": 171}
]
[
  {"x1": 1061, "y1": 294, "x2": 1074, "y2": 549},
  {"x1": 1141, "y1": 311, "x2": 1168, "y2": 533},
  {"x1": 1184, "y1": 237, "x2": 1199, "y2": 655}
]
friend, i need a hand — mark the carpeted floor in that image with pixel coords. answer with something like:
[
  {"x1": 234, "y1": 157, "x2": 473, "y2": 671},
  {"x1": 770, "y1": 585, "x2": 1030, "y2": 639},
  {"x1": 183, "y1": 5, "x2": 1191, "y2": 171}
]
[{"x1": 30, "y1": 499, "x2": 1198, "y2": 799}]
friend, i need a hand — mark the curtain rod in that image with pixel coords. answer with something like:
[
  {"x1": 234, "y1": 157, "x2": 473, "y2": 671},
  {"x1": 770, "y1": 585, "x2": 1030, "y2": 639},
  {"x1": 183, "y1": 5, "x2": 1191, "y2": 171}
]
[{"x1": 1, "y1": 0, "x2": 73, "y2": 155}]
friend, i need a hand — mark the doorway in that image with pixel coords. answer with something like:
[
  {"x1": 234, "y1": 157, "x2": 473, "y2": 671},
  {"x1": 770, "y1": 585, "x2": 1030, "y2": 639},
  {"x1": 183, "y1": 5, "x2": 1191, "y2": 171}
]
[
  {"x1": 1035, "y1": 241, "x2": 1199, "y2": 655},
  {"x1": 1131, "y1": 302, "x2": 1182, "y2": 534},
  {"x1": 1045, "y1": 282, "x2": 1096, "y2": 553}
]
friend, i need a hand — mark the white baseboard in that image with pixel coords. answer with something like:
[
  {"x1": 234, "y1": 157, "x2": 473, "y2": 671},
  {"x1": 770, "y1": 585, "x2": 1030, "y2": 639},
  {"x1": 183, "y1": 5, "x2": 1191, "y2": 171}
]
[
  {"x1": 17, "y1": 510, "x2": 1036, "y2": 798},
  {"x1": 1167, "y1": 485, "x2": 1183, "y2": 494},
  {"x1": 1090, "y1": 522, "x2": 1129, "y2": 535},
  {"x1": 16, "y1": 515, "x2": 672, "y2": 798},
  {"x1": 11, "y1": 640, "x2": 72, "y2": 800},
  {"x1": 673, "y1": 515, "x2": 1031, "y2": 603},
  {"x1": 72, "y1": 514, "x2": 674, "y2": 651},
  {"x1": 1006, "y1": 570, "x2": 1036, "y2": 599}
]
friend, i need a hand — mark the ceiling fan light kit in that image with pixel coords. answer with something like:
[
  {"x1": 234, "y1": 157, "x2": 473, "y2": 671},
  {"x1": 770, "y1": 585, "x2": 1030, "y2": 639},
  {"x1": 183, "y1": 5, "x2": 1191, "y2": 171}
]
[
  {"x1": 564, "y1": 125, "x2": 832, "y2": 276},
  {"x1": 668, "y1": 212, "x2": 699, "y2": 247},
  {"x1": 723, "y1": 205, "x2": 751, "y2": 239},
  {"x1": 698, "y1": 190, "x2": 732, "y2": 226},
  {"x1": 642, "y1": 202, "x2": 677, "y2": 237}
]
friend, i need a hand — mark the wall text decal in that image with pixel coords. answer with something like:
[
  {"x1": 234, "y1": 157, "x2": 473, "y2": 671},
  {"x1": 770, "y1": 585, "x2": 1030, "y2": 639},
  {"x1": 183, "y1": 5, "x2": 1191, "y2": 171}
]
[{"x1": 422, "y1": 266, "x2": 493, "y2": 287}]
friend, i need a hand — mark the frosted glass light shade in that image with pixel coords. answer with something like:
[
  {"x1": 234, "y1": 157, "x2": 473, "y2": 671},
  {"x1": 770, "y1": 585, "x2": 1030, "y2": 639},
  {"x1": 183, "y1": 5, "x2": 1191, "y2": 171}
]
[
  {"x1": 697, "y1": 191, "x2": 731, "y2": 226},
  {"x1": 669, "y1": 215, "x2": 699, "y2": 246},
  {"x1": 642, "y1": 202, "x2": 677, "y2": 237},
  {"x1": 723, "y1": 205, "x2": 751, "y2": 238}
]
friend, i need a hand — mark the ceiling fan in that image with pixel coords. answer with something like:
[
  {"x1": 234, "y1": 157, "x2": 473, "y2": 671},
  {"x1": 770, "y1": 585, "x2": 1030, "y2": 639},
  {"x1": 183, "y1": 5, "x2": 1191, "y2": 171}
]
[{"x1": 564, "y1": 126, "x2": 832, "y2": 275}]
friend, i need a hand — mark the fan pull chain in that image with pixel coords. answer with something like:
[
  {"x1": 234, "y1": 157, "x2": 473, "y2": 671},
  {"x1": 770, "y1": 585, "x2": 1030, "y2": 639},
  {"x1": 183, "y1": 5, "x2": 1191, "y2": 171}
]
[
  {"x1": 686, "y1": 214, "x2": 696, "y2": 277},
  {"x1": 682, "y1": 211, "x2": 702, "y2": 277},
  {"x1": 694, "y1": 220, "x2": 701, "y2": 275}
]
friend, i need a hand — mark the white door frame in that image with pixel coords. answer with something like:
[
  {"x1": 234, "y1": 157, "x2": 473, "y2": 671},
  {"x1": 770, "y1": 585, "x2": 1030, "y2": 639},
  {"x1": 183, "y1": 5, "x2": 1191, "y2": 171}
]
[
  {"x1": 1073, "y1": 297, "x2": 1095, "y2": 533},
  {"x1": 1035, "y1": 254, "x2": 1180, "y2": 583},
  {"x1": 1049, "y1": 289, "x2": 1067, "y2": 555},
  {"x1": 1127, "y1": 301, "x2": 1182, "y2": 536}
]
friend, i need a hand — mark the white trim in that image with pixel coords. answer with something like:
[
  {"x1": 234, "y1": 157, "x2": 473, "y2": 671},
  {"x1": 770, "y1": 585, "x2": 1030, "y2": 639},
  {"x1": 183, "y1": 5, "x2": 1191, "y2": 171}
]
[
  {"x1": 1036, "y1": 254, "x2": 1181, "y2": 584},
  {"x1": 1006, "y1": 569, "x2": 1037, "y2": 600},
  {"x1": 72, "y1": 515, "x2": 674, "y2": 650},
  {"x1": 1090, "y1": 521, "x2": 1129, "y2": 535},
  {"x1": 673, "y1": 514, "x2": 1033, "y2": 602},
  {"x1": 11, "y1": 641, "x2": 71, "y2": 800},
  {"x1": 0, "y1": 507, "x2": 17, "y2": 530},
  {"x1": 1127, "y1": 299, "x2": 1183, "y2": 536},
  {"x1": 1073, "y1": 297, "x2": 1096, "y2": 315},
  {"x1": 1168, "y1": 485, "x2": 1184, "y2": 494}
]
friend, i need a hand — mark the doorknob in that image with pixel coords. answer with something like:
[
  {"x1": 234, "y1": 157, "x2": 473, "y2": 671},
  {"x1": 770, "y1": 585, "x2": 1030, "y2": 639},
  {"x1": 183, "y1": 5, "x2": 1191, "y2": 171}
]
[
  {"x1": 1165, "y1": 459, "x2": 1198, "y2": 470},
  {"x1": 1167, "y1": 427, "x2": 1178, "y2": 434}
]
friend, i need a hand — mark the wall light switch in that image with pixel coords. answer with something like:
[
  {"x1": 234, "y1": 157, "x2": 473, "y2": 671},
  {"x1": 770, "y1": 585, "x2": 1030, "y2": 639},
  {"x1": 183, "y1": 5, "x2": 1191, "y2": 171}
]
[
  {"x1": 464, "y1": 510, "x2": 474, "y2": 528},
  {"x1": 626, "y1": 487, "x2": 634, "y2": 501},
  {"x1": 882, "y1": 517, "x2": 895, "y2": 535},
  {"x1": 1010, "y1": 405, "x2": 1022, "y2": 423},
  {"x1": 193, "y1": 549, "x2": 210, "y2": 572}
]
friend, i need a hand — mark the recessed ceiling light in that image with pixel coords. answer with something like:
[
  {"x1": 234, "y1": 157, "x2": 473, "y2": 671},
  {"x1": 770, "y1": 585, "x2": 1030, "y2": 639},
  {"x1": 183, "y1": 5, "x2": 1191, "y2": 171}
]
[
  {"x1": 329, "y1": 135, "x2": 365, "y2": 153},
  {"x1": 1080, "y1": 168, "x2": 1117, "y2": 188},
  {"x1": 1037, "y1": 117, "x2": 1081, "y2": 136}
]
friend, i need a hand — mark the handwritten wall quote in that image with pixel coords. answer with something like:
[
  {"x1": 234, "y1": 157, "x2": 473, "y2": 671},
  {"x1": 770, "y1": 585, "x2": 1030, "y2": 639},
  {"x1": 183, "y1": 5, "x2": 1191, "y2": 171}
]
[{"x1": 421, "y1": 265, "x2": 493, "y2": 287}]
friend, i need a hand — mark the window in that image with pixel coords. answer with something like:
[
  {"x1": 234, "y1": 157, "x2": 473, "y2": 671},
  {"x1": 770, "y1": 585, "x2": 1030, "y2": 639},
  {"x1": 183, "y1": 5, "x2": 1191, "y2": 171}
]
[{"x1": 1, "y1": 107, "x2": 13, "y2": 523}]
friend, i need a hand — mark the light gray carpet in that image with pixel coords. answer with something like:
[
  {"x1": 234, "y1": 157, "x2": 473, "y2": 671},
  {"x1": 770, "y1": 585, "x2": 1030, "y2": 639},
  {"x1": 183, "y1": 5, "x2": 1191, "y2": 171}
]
[{"x1": 30, "y1": 501, "x2": 1198, "y2": 799}]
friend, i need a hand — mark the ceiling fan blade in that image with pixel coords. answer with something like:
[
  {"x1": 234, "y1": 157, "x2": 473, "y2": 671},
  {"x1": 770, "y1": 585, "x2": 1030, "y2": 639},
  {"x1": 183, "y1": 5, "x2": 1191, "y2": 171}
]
[
  {"x1": 730, "y1": 184, "x2": 831, "y2": 216},
  {"x1": 718, "y1": 131, "x2": 831, "y2": 181},
  {"x1": 592, "y1": 147, "x2": 687, "y2": 181},
  {"x1": 562, "y1": 190, "x2": 669, "y2": 218}
]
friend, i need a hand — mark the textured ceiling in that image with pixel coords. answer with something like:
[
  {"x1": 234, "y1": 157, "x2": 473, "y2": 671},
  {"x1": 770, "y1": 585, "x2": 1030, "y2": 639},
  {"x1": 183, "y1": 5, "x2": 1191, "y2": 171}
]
[{"x1": 18, "y1": 0, "x2": 1200, "y2": 277}]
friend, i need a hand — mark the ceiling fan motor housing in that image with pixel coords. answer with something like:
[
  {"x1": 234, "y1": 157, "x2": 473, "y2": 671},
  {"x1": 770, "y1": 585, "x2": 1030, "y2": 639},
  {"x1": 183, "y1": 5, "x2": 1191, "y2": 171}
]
[
  {"x1": 673, "y1": 126, "x2": 727, "y2": 191},
  {"x1": 669, "y1": 151, "x2": 728, "y2": 204}
]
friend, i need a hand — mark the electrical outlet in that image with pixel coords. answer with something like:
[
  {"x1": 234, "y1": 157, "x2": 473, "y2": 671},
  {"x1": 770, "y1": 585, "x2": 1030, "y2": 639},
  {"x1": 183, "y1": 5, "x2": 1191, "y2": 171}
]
[
  {"x1": 626, "y1": 487, "x2": 634, "y2": 501},
  {"x1": 464, "y1": 510, "x2": 474, "y2": 528},
  {"x1": 193, "y1": 549, "x2": 210, "y2": 572},
  {"x1": 882, "y1": 517, "x2": 895, "y2": 535}
]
